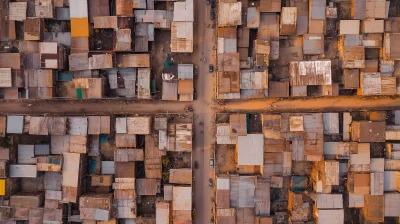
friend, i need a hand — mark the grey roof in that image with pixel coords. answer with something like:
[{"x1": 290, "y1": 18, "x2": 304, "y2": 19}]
[
  {"x1": 35, "y1": 144, "x2": 50, "y2": 156},
  {"x1": 310, "y1": 0, "x2": 326, "y2": 19},
  {"x1": 178, "y1": 64, "x2": 194, "y2": 79},
  {"x1": 7, "y1": 116, "x2": 24, "y2": 134}
]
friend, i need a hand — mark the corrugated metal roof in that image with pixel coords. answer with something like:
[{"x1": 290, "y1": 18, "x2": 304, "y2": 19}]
[
  {"x1": 69, "y1": 0, "x2": 89, "y2": 18},
  {"x1": 93, "y1": 16, "x2": 118, "y2": 29},
  {"x1": 10, "y1": 165, "x2": 37, "y2": 177},
  {"x1": 316, "y1": 194, "x2": 343, "y2": 209},
  {"x1": 101, "y1": 161, "x2": 115, "y2": 174},
  {"x1": 172, "y1": 186, "x2": 192, "y2": 210},
  {"x1": 117, "y1": 54, "x2": 150, "y2": 68},
  {"x1": 88, "y1": 0, "x2": 110, "y2": 22},
  {"x1": 57, "y1": 7, "x2": 71, "y2": 20},
  {"x1": 323, "y1": 113, "x2": 339, "y2": 134},
  {"x1": 159, "y1": 129, "x2": 168, "y2": 149},
  {"x1": 360, "y1": 72, "x2": 381, "y2": 95},
  {"x1": 127, "y1": 116, "x2": 151, "y2": 134},
  {"x1": 218, "y1": 1, "x2": 242, "y2": 27},
  {"x1": 133, "y1": 0, "x2": 147, "y2": 9},
  {"x1": 237, "y1": 134, "x2": 264, "y2": 166},
  {"x1": 0, "y1": 68, "x2": 12, "y2": 88},
  {"x1": 247, "y1": 7, "x2": 260, "y2": 28},
  {"x1": 175, "y1": 123, "x2": 193, "y2": 151},
  {"x1": 230, "y1": 175, "x2": 256, "y2": 208},
  {"x1": 350, "y1": 143, "x2": 370, "y2": 172},
  {"x1": 240, "y1": 70, "x2": 268, "y2": 90},
  {"x1": 9, "y1": 2, "x2": 27, "y2": 21},
  {"x1": 156, "y1": 202, "x2": 169, "y2": 224},
  {"x1": 7, "y1": 116, "x2": 24, "y2": 134},
  {"x1": 68, "y1": 117, "x2": 88, "y2": 136},
  {"x1": 136, "y1": 178, "x2": 157, "y2": 195},
  {"x1": 115, "y1": 29, "x2": 132, "y2": 51},
  {"x1": 173, "y1": 0, "x2": 194, "y2": 22},
  {"x1": 162, "y1": 81, "x2": 178, "y2": 101},
  {"x1": 51, "y1": 135, "x2": 70, "y2": 154},
  {"x1": 164, "y1": 185, "x2": 173, "y2": 201},
  {"x1": 18, "y1": 145, "x2": 36, "y2": 164},
  {"x1": 310, "y1": 0, "x2": 326, "y2": 19},
  {"x1": 134, "y1": 10, "x2": 173, "y2": 29},
  {"x1": 178, "y1": 64, "x2": 194, "y2": 79},
  {"x1": 62, "y1": 153, "x2": 80, "y2": 187},
  {"x1": 169, "y1": 169, "x2": 192, "y2": 185},
  {"x1": 114, "y1": 149, "x2": 144, "y2": 162},
  {"x1": 384, "y1": 193, "x2": 400, "y2": 216},
  {"x1": 289, "y1": 60, "x2": 332, "y2": 86},
  {"x1": 35, "y1": 144, "x2": 50, "y2": 156},
  {"x1": 317, "y1": 209, "x2": 344, "y2": 223},
  {"x1": 116, "y1": 117, "x2": 127, "y2": 134},
  {"x1": 217, "y1": 177, "x2": 230, "y2": 190},
  {"x1": 171, "y1": 22, "x2": 193, "y2": 53}
]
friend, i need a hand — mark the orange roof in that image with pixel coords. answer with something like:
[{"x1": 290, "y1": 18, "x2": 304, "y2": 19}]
[{"x1": 71, "y1": 18, "x2": 89, "y2": 37}]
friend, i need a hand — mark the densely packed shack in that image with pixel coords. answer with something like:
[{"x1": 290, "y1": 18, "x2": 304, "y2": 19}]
[
  {"x1": 0, "y1": 0, "x2": 194, "y2": 101},
  {"x1": 0, "y1": 114, "x2": 193, "y2": 223},
  {"x1": 215, "y1": 110, "x2": 400, "y2": 223},
  {"x1": 216, "y1": 0, "x2": 399, "y2": 99}
]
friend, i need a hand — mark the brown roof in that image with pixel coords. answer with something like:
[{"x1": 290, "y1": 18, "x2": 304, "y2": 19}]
[
  {"x1": 0, "y1": 53, "x2": 20, "y2": 69},
  {"x1": 260, "y1": 0, "x2": 281, "y2": 12},
  {"x1": 89, "y1": 0, "x2": 110, "y2": 23},
  {"x1": 238, "y1": 28, "x2": 250, "y2": 48},
  {"x1": 363, "y1": 195, "x2": 384, "y2": 222},
  {"x1": 145, "y1": 135, "x2": 166, "y2": 179},
  {"x1": 351, "y1": 121, "x2": 386, "y2": 142},
  {"x1": 116, "y1": 0, "x2": 133, "y2": 16},
  {"x1": 178, "y1": 79, "x2": 193, "y2": 95},
  {"x1": 218, "y1": 72, "x2": 240, "y2": 94},
  {"x1": 136, "y1": 179, "x2": 157, "y2": 195},
  {"x1": 169, "y1": 169, "x2": 192, "y2": 185},
  {"x1": 230, "y1": 114, "x2": 247, "y2": 136},
  {"x1": 218, "y1": 53, "x2": 240, "y2": 72},
  {"x1": 268, "y1": 81, "x2": 289, "y2": 97},
  {"x1": 258, "y1": 13, "x2": 279, "y2": 39},
  {"x1": 218, "y1": 27, "x2": 237, "y2": 39}
]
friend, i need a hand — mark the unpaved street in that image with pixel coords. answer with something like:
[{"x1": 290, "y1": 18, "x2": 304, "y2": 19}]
[
  {"x1": 1, "y1": 96, "x2": 400, "y2": 115},
  {"x1": 191, "y1": 0, "x2": 215, "y2": 223}
]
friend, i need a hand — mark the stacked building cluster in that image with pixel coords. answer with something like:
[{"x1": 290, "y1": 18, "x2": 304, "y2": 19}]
[
  {"x1": 216, "y1": 0, "x2": 400, "y2": 99},
  {"x1": 0, "y1": 0, "x2": 194, "y2": 100},
  {"x1": 0, "y1": 114, "x2": 193, "y2": 223},
  {"x1": 215, "y1": 110, "x2": 400, "y2": 223}
]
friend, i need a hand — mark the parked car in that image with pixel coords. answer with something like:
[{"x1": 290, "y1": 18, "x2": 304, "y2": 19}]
[
  {"x1": 206, "y1": 0, "x2": 210, "y2": 4},
  {"x1": 193, "y1": 89, "x2": 197, "y2": 100},
  {"x1": 211, "y1": 0, "x2": 216, "y2": 8},
  {"x1": 209, "y1": 64, "x2": 214, "y2": 73},
  {"x1": 209, "y1": 158, "x2": 214, "y2": 168},
  {"x1": 209, "y1": 178, "x2": 213, "y2": 188},
  {"x1": 194, "y1": 161, "x2": 199, "y2": 169},
  {"x1": 210, "y1": 8, "x2": 215, "y2": 20}
]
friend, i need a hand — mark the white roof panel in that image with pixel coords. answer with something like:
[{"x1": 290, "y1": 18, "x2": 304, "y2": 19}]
[{"x1": 237, "y1": 134, "x2": 264, "y2": 165}]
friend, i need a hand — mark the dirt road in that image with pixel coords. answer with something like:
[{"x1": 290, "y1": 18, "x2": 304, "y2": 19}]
[
  {"x1": 0, "y1": 99, "x2": 188, "y2": 115},
  {"x1": 191, "y1": 1, "x2": 216, "y2": 224},
  {"x1": 219, "y1": 95, "x2": 400, "y2": 113},
  {"x1": 2, "y1": 96, "x2": 400, "y2": 115}
]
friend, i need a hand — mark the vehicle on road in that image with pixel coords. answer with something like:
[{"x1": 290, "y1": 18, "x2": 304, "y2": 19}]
[
  {"x1": 209, "y1": 64, "x2": 214, "y2": 73},
  {"x1": 206, "y1": 0, "x2": 210, "y2": 4},
  {"x1": 210, "y1": 8, "x2": 215, "y2": 20},
  {"x1": 194, "y1": 161, "x2": 199, "y2": 169},
  {"x1": 209, "y1": 178, "x2": 213, "y2": 188},
  {"x1": 193, "y1": 89, "x2": 197, "y2": 100},
  {"x1": 211, "y1": 0, "x2": 216, "y2": 8},
  {"x1": 209, "y1": 158, "x2": 214, "y2": 167}
]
